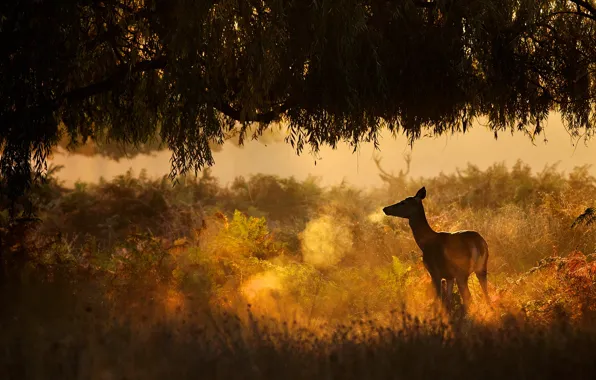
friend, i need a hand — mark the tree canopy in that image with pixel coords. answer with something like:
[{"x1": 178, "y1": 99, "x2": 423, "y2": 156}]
[{"x1": 2, "y1": 0, "x2": 596, "y2": 203}]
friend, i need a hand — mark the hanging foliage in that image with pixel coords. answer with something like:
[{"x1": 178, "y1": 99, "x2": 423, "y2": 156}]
[{"x1": 2, "y1": 0, "x2": 596, "y2": 203}]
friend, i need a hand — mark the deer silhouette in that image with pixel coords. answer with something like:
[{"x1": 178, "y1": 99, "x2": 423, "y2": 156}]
[{"x1": 383, "y1": 187, "x2": 490, "y2": 313}]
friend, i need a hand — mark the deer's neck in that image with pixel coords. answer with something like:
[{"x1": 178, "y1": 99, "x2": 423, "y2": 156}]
[{"x1": 409, "y1": 209, "x2": 437, "y2": 250}]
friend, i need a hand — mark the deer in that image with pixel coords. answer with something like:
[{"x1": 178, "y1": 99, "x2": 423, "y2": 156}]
[{"x1": 383, "y1": 187, "x2": 490, "y2": 313}]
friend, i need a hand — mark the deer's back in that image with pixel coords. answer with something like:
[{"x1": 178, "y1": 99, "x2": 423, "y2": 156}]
[{"x1": 444, "y1": 230, "x2": 487, "y2": 249}]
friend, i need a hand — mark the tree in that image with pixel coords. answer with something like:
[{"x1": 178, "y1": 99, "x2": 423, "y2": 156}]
[{"x1": 2, "y1": 0, "x2": 596, "y2": 206}]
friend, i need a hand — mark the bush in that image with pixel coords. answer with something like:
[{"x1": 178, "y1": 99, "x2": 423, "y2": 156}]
[{"x1": 2, "y1": 158, "x2": 596, "y2": 378}]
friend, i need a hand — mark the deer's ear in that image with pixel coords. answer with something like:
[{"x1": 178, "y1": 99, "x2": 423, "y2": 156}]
[{"x1": 415, "y1": 187, "x2": 426, "y2": 200}]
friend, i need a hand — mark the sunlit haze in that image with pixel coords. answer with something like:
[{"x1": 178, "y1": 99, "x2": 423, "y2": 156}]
[{"x1": 50, "y1": 113, "x2": 595, "y2": 188}]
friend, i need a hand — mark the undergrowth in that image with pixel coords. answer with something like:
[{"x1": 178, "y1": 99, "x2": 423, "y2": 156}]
[{"x1": 1, "y1": 159, "x2": 596, "y2": 379}]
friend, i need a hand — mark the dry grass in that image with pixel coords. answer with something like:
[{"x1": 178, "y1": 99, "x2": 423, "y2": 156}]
[{"x1": 2, "y1": 160, "x2": 596, "y2": 379}]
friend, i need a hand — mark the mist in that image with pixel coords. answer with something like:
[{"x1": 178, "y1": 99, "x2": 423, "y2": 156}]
[{"x1": 48, "y1": 114, "x2": 594, "y2": 189}]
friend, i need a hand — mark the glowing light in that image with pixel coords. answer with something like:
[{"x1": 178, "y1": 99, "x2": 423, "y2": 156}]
[
  {"x1": 241, "y1": 270, "x2": 284, "y2": 305},
  {"x1": 301, "y1": 215, "x2": 353, "y2": 269}
]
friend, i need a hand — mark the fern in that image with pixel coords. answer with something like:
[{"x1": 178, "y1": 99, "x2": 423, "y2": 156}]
[{"x1": 572, "y1": 207, "x2": 596, "y2": 228}]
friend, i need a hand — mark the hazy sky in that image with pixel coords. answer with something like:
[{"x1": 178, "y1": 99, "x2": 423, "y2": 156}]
[{"x1": 49, "y1": 113, "x2": 595, "y2": 189}]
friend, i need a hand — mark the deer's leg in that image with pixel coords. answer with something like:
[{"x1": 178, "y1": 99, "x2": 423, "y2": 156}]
[
  {"x1": 456, "y1": 277, "x2": 472, "y2": 313},
  {"x1": 431, "y1": 275, "x2": 443, "y2": 306},
  {"x1": 444, "y1": 279, "x2": 454, "y2": 311}
]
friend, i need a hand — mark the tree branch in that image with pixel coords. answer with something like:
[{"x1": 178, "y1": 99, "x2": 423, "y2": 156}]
[
  {"x1": 2, "y1": 55, "x2": 293, "y2": 130},
  {"x1": 0, "y1": 58, "x2": 169, "y2": 128},
  {"x1": 569, "y1": 0, "x2": 596, "y2": 18},
  {"x1": 61, "y1": 57, "x2": 168, "y2": 103},
  {"x1": 214, "y1": 100, "x2": 293, "y2": 124},
  {"x1": 61, "y1": 56, "x2": 296, "y2": 123},
  {"x1": 412, "y1": 0, "x2": 436, "y2": 9},
  {"x1": 549, "y1": 10, "x2": 596, "y2": 22}
]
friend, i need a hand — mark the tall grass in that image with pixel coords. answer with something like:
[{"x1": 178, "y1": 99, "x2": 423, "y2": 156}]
[{"x1": 1, "y1": 159, "x2": 596, "y2": 378}]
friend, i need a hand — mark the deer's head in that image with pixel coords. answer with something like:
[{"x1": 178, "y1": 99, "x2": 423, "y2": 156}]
[{"x1": 383, "y1": 187, "x2": 426, "y2": 219}]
